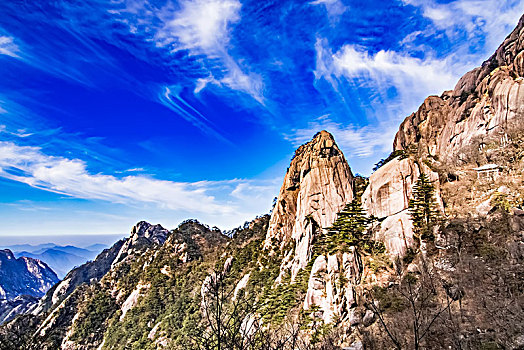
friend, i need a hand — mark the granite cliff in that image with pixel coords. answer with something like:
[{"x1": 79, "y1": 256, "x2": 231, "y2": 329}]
[
  {"x1": 394, "y1": 15, "x2": 524, "y2": 162},
  {"x1": 265, "y1": 130, "x2": 354, "y2": 280}
]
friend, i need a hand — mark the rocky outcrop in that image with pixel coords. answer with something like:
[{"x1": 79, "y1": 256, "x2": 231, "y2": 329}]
[
  {"x1": 265, "y1": 130, "x2": 354, "y2": 279},
  {"x1": 394, "y1": 15, "x2": 524, "y2": 162},
  {"x1": 375, "y1": 16, "x2": 524, "y2": 260},
  {"x1": 303, "y1": 248, "x2": 362, "y2": 324},
  {"x1": 0, "y1": 295, "x2": 39, "y2": 325},
  {"x1": 111, "y1": 221, "x2": 170, "y2": 268},
  {"x1": 0, "y1": 249, "x2": 58, "y2": 324},
  {"x1": 120, "y1": 282, "x2": 150, "y2": 321},
  {"x1": 0, "y1": 249, "x2": 58, "y2": 301},
  {"x1": 34, "y1": 239, "x2": 126, "y2": 315},
  {"x1": 362, "y1": 158, "x2": 442, "y2": 257},
  {"x1": 34, "y1": 221, "x2": 169, "y2": 315}
]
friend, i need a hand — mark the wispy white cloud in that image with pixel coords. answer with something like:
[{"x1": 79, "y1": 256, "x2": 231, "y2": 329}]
[
  {"x1": 310, "y1": 0, "x2": 348, "y2": 19},
  {"x1": 402, "y1": 0, "x2": 524, "y2": 58},
  {"x1": 0, "y1": 125, "x2": 33, "y2": 138},
  {"x1": 316, "y1": 40, "x2": 459, "y2": 108},
  {"x1": 0, "y1": 27, "x2": 115, "y2": 87},
  {"x1": 312, "y1": 39, "x2": 464, "y2": 168},
  {"x1": 158, "y1": 85, "x2": 232, "y2": 143},
  {"x1": 312, "y1": 2, "x2": 523, "y2": 167},
  {"x1": 0, "y1": 35, "x2": 20, "y2": 58},
  {"x1": 6, "y1": 200, "x2": 53, "y2": 212},
  {"x1": 156, "y1": 0, "x2": 241, "y2": 53},
  {"x1": 114, "y1": 0, "x2": 264, "y2": 102},
  {"x1": 124, "y1": 167, "x2": 145, "y2": 172},
  {"x1": 285, "y1": 115, "x2": 397, "y2": 158},
  {"x1": 0, "y1": 141, "x2": 279, "y2": 223}
]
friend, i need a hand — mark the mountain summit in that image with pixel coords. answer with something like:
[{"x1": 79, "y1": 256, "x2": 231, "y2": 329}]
[
  {"x1": 0, "y1": 250, "x2": 58, "y2": 301},
  {"x1": 394, "y1": 15, "x2": 524, "y2": 162},
  {"x1": 0, "y1": 249, "x2": 58, "y2": 324},
  {"x1": 265, "y1": 130, "x2": 354, "y2": 279}
]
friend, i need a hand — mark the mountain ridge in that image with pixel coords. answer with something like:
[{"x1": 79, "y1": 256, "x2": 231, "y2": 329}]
[
  {"x1": 0, "y1": 249, "x2": 59, "y2": 324},
  {"x1": 1, "y1": 14, "x2": 523, "y2": 350}
]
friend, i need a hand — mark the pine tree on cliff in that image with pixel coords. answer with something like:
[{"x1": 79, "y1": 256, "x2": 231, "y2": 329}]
[
  {"x1": 323, "y1": 199, "x2": 382, "y2": 254},
  {"x1": 409, "y1": 172, "x2": 438, "y2": 242}
]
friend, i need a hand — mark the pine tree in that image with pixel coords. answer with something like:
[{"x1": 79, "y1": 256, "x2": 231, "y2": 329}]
[
  {"x1": 409, "y1": 172, "x2": 438, "y2": 243},
  {"x1": 331, "y1": 200, "x2": 368, "y2": 244},
  {"x1": 324, "y1": 199, "x2": 381, "y2": 254}
]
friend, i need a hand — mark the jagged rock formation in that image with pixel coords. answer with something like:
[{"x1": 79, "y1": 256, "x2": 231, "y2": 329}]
[
  {"x1": 0, "y1": 295, "x2": 39, "y2": 325},
  {"x1": 1, "y1": 16, "x2": 524, "y2": 350},
  {"x1": 112, "y1": 221, "x2": 169, "y2": 268},
  {"x1": 0, "y1": 219, "x2": 231, "y2": 349},
  {"x1": 0, "y1": 250, "x2": 58, "y2": 301},
  {"x1": 367, "y1": 16, "x2": 524, "y2": 260},
  {"x1": 362, "y1": 158, "x2": 443, "y2": 257},
  {"x1": 0, "y1": 249, "x2": 59, "y2": 324},
  {"x1": 394, "y1": 16, "x2": 524, "y2": 162},
  {"x1": 303, "y1": 248, "x2": 362, "y2": 325},
  {"x1": 34, "y1": 239, "x2": 126, "y2": 315},
  {"x1": 265, "y1": 130, "x2": 354, "y2": 279},
  {"x1": 35, "y1": 221, "x2": 170, "y2": 315}
]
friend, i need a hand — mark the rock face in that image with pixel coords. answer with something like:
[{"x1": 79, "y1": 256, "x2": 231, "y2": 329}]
[
  {"x1": 303, "y1": 248, "x2": 362, "y2": 324},
  {"x1": 112, "y1": 221, "x2": 170, "y2": 268},
  {"x1": 362, "y1": 158, "x2": 443, "y2": 257},
  {"x1": 34, "y1": 221, "x2": 170, "y2": 315},
  {"x1": 0, "y1": 249, "x2": 59, "y2": 324},
  {"x1": 0, "y1": 249, "x2": 58, "y2": 301},
  {"x1": 7, "y1": 219, "x2": 229, "y2": 350},
  {"x1": 34, "y1": 239, "x2": 126, "y2": 314},
  {"x1": 394, "y1": 15, "x2": 524, "y2": 162},
  {"x1": 0, "y1": 295, "x2": 39, "y2": 325},
  {"x1": 264, "y1": 130, "x2": 354, "y2": 279},
  {"x1": 375, "y1": 16, "x2": 524, "y2": 259}
]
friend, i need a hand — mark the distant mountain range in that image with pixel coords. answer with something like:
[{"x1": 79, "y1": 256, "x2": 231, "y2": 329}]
[
  {"x1": 1, "y1": 243, "x2": 109, "y2": 279},
  {"x1": 0, "y1": 249, "x2": 59, "y2": 324}
]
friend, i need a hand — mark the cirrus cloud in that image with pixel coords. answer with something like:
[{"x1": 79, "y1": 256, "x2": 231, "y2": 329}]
[
  {"x1": 0, "y1": 35, "x2": 19, "y2": 58},
  {"x1": 0, "y1": 140, "x2": 279, "y2": 224},
  {"x1": 113, "y1": 0, "x2": 264, "y2": 102}
]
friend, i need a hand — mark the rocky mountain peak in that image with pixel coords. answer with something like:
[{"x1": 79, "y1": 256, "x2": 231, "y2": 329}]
[
  {"x1": 175, "y1": 219, "x2": 227, "y2": 251},
  {"x1": 0, "y1": 249, "x2": 58, "y2": 303},
  {"x1": 111, "y1": 221, "x2": 169, "y2": 269},
  {"x1": 293, "y1": 130, "x2": 340, "y2": 160},
  {"x1": 265, "y1": 130, "x2": 354, "y2": 279},
  {"x1": 394, "y1": 14, "x2": 524, "y2": 162},
  {"x1": 130, "y1": 221, "x2": 169, "y2": 245},
  {"x1": 0, "y1": 249, "x2": 15, "y2": 262}
]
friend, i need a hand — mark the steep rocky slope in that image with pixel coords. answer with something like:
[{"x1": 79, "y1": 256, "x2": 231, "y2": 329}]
[
  {"x1": 0, "y1": 295, "x2": 39, "y2": 325},
  {"x1": 265, "y1": 130, "x2": 354, "y2": 280},
  {"x1": 34, "y1": 221, "x2": 170, "y2": 315},
  {"x1": 0, "y1": 219, "x2": 231, "y2": 349},
  {"x1": 362, "y1": 14, "x2": 524, "y2": 263},
  {"x1": 14, "y1": 245, "x2": 101, "y2": 279},
  {"x1": 394, "y1": 15, "x2": 524, "y2": 163},
  {"x1": 0, "y1": 249, "x2": 59, "y2": 324},
  {"x1": 362, "y1": 157, "x2": 443, "y2": 257},
  {"x1": 355, "y1": 15, "x2": 524, "y2": 349},
  {"x1": 0, "y1": 250, "x2": 58, "y2": 300}
]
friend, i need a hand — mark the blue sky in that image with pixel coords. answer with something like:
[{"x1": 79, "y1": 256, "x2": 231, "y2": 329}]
[{"x1": 0, "y1": 0, "x2": 523, "y2": 241}]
